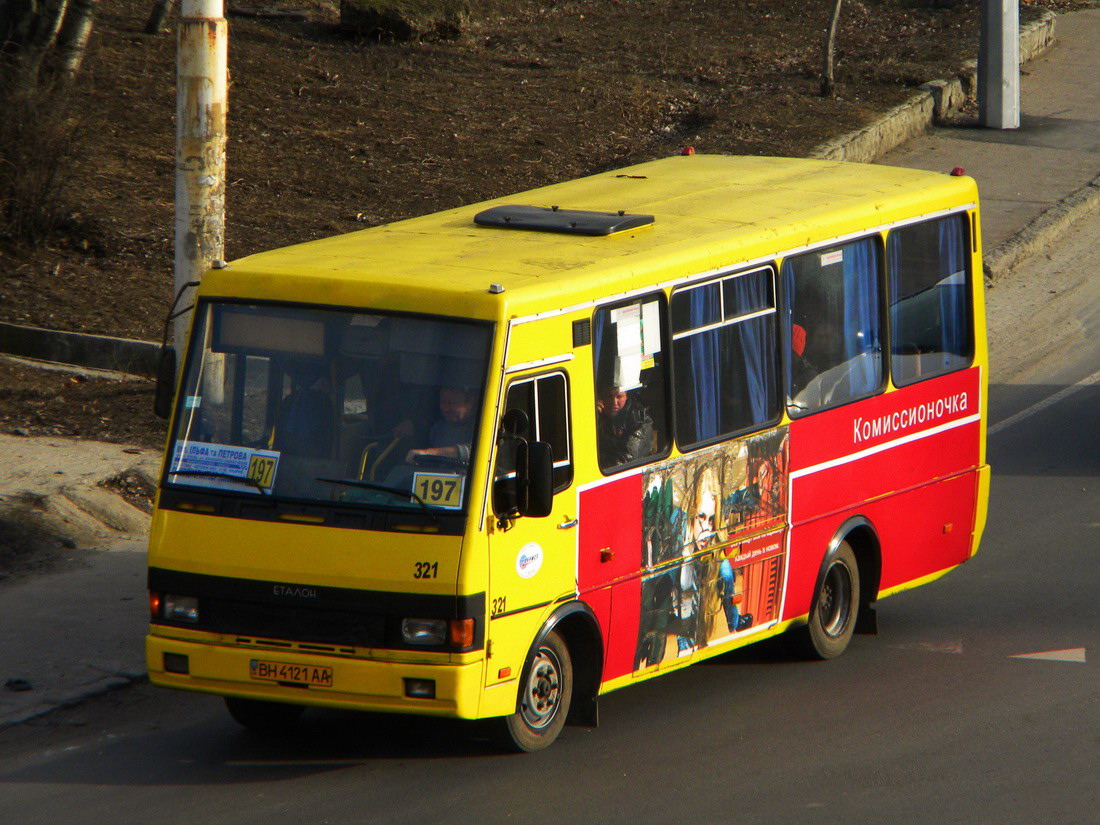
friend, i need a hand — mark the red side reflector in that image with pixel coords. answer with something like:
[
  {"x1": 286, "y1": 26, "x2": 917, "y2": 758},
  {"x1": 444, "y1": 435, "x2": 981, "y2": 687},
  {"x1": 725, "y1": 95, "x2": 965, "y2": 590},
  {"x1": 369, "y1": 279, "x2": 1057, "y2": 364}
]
[{"x1": 950, "y1": 167, "x2": 965, "y2": 176}]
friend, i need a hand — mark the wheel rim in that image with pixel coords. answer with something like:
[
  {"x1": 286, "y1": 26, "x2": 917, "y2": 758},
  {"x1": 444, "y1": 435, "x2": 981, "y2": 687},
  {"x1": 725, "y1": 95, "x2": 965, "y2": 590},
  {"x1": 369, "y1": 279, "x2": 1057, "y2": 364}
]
[
  {"x1": 818, "y1": 560, "x2": 852, "y2": 638},
  {"x1": 520, "y1": 645, "x2": 562, "y2": 730}
]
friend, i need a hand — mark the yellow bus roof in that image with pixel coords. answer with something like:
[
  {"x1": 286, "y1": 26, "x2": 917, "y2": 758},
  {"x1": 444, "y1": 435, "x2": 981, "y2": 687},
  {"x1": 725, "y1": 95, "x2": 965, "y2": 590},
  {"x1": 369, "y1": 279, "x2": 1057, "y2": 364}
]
[{"x1": 204, "y1": 154, "x2": 978, "y2": 321}]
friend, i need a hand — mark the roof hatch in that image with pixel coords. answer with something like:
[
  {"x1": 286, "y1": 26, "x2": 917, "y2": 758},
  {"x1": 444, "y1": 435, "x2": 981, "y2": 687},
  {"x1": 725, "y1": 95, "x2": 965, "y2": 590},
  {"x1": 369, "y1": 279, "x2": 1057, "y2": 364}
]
[{"x1": 473, "y1": 205, "x2": 655, "y2": 236}]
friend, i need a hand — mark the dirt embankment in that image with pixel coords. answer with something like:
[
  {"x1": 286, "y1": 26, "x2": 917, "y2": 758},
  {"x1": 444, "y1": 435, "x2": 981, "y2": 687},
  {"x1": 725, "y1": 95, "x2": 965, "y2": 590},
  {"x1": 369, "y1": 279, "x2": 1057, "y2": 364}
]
[{"x1": 0, "y1": 0, "x2": 1083, "y2": 452}]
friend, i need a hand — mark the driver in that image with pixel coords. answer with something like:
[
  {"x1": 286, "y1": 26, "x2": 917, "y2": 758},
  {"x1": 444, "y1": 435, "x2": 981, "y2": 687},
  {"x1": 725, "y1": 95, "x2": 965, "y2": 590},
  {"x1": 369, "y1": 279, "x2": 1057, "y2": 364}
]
[{"x1": 406, "y1": 386, "x2": 476, "y2": 464}]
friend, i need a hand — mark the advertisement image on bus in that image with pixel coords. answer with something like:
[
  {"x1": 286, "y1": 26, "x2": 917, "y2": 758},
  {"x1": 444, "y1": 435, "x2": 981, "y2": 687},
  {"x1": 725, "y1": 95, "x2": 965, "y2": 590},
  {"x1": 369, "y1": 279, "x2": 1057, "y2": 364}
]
[{"x1": 147, "y1": 154, "x2": 989, "y2": 751}]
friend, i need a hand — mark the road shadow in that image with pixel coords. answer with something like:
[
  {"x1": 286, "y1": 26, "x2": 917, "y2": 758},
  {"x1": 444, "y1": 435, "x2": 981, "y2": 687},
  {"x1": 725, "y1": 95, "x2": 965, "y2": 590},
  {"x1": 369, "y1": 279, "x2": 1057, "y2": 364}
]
[
  {"x1": 0, "y1": 709, "x2": 507, "y2": 788},
  {"x1": 935, "y1": 114, "x2": 1100, "y2": 153},
  {"x1": 987, "y1": 381, "x2": 1099, "y2": 477}
]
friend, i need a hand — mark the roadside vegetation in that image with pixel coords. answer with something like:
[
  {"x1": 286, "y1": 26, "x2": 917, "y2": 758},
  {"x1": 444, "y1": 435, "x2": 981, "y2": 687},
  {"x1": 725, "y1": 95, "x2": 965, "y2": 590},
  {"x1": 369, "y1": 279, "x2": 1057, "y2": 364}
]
[{"x1": 0, "y1": 0, "x2": 1090, "y2": 447}]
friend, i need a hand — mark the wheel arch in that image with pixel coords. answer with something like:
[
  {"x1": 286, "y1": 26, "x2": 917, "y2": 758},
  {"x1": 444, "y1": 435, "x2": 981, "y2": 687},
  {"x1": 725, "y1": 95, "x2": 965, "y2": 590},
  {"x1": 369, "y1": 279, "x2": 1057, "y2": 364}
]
[
  {"x1": 828, "y1": 515, "x2": 882, "y2": 633},
  {"x1": 528, "y1": 600, "x2": 603, "y2": 727}
]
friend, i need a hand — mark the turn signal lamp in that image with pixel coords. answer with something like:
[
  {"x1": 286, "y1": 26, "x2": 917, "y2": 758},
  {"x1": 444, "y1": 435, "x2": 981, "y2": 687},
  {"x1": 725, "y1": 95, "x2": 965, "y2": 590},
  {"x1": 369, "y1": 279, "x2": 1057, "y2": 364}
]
[
  {"x1": 149, "y1": 591, "x2": 162, "y2": 619},
  {"x1": 448, "y1": 618, "x2": 475, "y2": 649}
]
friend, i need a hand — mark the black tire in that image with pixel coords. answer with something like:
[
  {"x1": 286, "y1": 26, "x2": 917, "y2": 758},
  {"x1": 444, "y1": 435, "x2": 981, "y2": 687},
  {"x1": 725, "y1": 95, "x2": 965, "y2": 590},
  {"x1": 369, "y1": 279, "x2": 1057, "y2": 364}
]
[
  {"x1": 225, "y1": 696, "x2": 305, "y2": 733},
  {"x1": 791, "y1": 540, "x2": 860, "y2": 660},
  {"x1": 495, "y1": 630, "x2": 573, "y2": 752}
]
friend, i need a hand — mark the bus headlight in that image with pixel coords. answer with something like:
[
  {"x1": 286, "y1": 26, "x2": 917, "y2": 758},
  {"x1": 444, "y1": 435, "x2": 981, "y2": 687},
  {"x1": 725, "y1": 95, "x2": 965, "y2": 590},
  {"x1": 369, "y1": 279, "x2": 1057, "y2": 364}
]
[
  {"x1": 401, "y1": 618, "x2": 447, "y2": 645},
  {"x1": 163, "y1": 594, "x2": 200, "y2": 623}
]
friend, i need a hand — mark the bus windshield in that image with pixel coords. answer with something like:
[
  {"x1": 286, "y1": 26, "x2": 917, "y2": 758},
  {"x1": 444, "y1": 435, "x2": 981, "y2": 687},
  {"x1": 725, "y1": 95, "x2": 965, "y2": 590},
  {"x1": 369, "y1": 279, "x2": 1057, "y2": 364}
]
[{"x1": 165, "y1": 302, "x2": 492, "y2": 512}]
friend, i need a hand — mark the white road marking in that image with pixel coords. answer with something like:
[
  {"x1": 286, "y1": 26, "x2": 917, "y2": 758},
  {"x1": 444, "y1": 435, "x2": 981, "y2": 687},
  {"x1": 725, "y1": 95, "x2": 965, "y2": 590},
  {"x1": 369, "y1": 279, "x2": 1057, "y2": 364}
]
[
  {"x1": 888, "y1": 640, "x2": 964, "y2": 654},
  {"x1": 1009, "y1": 647, "x2": 1087, "y2": 663},
  {"x1": 989, "y1": 368, "x2": 1100, "y2": 437}
]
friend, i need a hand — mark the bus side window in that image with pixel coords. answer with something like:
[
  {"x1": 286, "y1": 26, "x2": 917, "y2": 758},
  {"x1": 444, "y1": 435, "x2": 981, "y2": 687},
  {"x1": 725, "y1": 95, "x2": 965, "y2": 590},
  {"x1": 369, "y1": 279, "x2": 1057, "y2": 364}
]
[
  {"x1": 591, "y1": 293, "x2": 671, "y2": 473},
  {"x1": 887, "y1": 214, "x2": 973, "y2": 386},
  {"x1": 493, "y1": 372, "x2": 573, "y2": 516},
  {"x1": 782, "y1": 236, "x2": 884, "y2": 416},
  {"x1": 670, "y1": 266, "x2": 781, "y2": 448}
]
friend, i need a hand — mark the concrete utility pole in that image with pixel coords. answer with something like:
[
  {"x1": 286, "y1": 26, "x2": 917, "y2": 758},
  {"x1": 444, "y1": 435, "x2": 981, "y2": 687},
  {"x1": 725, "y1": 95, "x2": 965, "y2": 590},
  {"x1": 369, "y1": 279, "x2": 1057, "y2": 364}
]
[
  {"x1": 978, "y1": 0, "x2": 1020, "y2": 129},
  {"x1": 174, "y1": 0, "x2": 227, "y2": 353}
]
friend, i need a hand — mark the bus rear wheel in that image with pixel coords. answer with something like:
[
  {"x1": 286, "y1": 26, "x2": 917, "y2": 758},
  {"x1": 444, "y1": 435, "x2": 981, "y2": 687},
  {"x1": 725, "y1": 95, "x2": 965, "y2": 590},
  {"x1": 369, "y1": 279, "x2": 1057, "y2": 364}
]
[
  {"x1": 793, "y1": 541, "x2": 860, "y2": 660},
  {"x1": 496, "y1": 630, "x2": 573, "y2": 752},
  {"x1": 225, "y1": 696, "x2": 304, "y2": 733}
]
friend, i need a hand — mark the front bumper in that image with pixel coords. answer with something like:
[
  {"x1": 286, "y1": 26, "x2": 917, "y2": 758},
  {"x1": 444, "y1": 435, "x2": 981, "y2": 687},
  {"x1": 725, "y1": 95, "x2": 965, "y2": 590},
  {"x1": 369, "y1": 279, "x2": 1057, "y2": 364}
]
[{"x1": 146, "y1": 633, "x2": 486, "y2": 719}]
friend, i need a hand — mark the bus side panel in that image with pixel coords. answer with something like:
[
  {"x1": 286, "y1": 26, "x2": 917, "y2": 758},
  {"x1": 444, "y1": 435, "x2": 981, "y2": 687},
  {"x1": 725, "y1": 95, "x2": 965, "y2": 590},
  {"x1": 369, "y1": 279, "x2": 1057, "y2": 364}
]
[
  {"x1": 784, "y1": 367, "x2": 982, "y2": 620},
  {"x1": 783, "y1": 471, "x2": 979, "y2": 620},
  {"x1": 870, "y1": 471, "x2": 978, "y2": 592},
  {"x1": 789, "y1": 367, "x2": 980, "y2": 477},
  {"x1": 577, "y1": 474, "x2": 645, "y2": 682},
  {"x1": 577, "y1": 474, "x2": 644, "y2": 592},
  {"x1": 605, "y1": 577, "x2": 642, "y2": 681},
  {"x1": 789, "y1": 420, "x2": 979, "y2": 526}
]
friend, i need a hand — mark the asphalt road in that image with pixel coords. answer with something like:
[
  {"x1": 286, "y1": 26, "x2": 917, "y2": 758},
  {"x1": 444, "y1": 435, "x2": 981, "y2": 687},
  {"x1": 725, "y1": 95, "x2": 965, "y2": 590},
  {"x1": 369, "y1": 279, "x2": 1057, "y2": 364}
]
[{"x1": 1, "y1": 235, "x2": 1097, "y2": 825}]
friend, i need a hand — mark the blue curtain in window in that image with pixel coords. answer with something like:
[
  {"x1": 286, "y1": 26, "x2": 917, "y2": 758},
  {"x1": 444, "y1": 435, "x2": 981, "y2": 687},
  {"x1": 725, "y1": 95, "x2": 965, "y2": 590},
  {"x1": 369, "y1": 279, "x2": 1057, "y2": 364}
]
[
  {"x1": 727, "y1": 275, "x2": 774, "y2": 423},
  {"x1": 841, "y1": 239, "x2": 880, "y2": 395},
  {"x1": 687, "y1": 290, "x2": 720, "y2": 442},
  {"x1": 938, "y1": 217, "x2": 968, "y2": 359}
]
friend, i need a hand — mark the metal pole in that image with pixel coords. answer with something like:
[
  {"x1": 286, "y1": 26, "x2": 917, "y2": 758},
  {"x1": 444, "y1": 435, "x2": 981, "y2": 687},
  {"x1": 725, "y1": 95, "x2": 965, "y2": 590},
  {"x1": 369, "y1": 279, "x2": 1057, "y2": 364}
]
[
  {"x1": 978, "y1": 0, "x2": 1020, "y2": 129},
  {"x1": 174, "y1": 0, "x2": 227, "y2": 354}
]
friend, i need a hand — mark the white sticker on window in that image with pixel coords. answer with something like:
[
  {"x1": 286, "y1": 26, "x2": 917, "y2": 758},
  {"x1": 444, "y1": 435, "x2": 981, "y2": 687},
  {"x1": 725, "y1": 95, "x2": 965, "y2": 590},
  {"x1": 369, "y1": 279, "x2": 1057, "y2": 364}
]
[
  {"x1": 611, "y1": 304, "x2": 644, "y2": 390},
  {"x1": 169, "y1": 441, "x2": 280, "y2": 494},
  {"x1": 821, "y1": 250, "x2": 844, "y2": 266},
  {"x1": 641, "y1": 300, "x2": 662, "y2": 357}
]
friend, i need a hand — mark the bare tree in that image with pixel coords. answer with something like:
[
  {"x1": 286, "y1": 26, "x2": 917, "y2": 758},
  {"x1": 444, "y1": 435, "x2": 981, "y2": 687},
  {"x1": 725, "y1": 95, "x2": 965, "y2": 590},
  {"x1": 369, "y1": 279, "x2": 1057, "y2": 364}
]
[
  {"x1": 0, "y1": 0, "x2": 93, "y2": 243},
  {"x1": 144, "y1": 0, "x2": 175, "y2": 35},
  {"x1": 821, "y1": 0, "x2": 843, "y2": 97},
  {"x1": 0, "y1": 0, "x2": 98, "y2": 89}
]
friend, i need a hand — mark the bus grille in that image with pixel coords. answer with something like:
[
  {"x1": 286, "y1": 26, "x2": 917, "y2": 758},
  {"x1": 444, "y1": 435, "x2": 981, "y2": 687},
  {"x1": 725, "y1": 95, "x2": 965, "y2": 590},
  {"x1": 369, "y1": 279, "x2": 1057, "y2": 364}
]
[{"x1": 200, "y1": 598, "x2": 387, "y2": 648}]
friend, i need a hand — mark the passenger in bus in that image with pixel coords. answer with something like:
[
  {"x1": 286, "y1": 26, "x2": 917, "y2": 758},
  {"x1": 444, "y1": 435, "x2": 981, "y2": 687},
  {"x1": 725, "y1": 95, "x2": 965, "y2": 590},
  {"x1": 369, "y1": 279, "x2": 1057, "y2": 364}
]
[
  {"x1": 595, "y1": 384, "x2": 654, "y2": 467},
  {"x1": 273, "y1": 362, "x2": 335, "y2": 458},
  {"x1": 406, "y1": 385, "x2": 477, "y2": 464}
]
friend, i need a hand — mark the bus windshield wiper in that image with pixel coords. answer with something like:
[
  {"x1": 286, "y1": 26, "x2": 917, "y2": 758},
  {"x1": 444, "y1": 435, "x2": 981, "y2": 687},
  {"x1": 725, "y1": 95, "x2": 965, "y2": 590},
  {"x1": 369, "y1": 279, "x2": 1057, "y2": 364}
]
[
  {"x1": 168, "y1": 468, "x2": 272, "y2": 498},
  {"x1": 316, "y1": 477, "x2": 428, "y2": 512}
]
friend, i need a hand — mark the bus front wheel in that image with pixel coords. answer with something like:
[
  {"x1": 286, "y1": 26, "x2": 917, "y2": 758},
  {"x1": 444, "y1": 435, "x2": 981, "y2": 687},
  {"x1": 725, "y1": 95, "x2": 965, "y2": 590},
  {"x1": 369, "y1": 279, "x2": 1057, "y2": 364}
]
[
  {"x1": 793, "y1": 541, "x2": 860, "y2": 660},
  {"x1": 496, "y1": 630, "x2": 573, "y2": 752}
]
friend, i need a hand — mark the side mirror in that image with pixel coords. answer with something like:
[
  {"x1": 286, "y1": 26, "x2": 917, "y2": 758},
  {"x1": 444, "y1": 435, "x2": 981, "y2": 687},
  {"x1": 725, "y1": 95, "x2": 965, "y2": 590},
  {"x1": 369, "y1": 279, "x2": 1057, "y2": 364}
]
[
  {"x1": 153, "y1": 346, "x2": 177, "y2": 419},
  {"x1": 516, "y1": 440, "x2": 554, "y2": 518}
]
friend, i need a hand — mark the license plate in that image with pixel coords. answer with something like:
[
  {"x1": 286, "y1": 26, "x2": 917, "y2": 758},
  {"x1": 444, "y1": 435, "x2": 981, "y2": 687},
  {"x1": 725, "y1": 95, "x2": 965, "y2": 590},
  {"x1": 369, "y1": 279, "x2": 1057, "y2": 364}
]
[{"x1": 249, "y1": 659, "x2": 333, "y2": 687}]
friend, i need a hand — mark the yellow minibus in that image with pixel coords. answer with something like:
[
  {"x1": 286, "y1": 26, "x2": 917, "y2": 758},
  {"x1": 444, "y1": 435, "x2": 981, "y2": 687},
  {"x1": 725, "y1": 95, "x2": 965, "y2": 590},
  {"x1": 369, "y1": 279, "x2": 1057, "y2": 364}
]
[{"x1": 148, "y1": 154, "x2": 989, "y2": 750}]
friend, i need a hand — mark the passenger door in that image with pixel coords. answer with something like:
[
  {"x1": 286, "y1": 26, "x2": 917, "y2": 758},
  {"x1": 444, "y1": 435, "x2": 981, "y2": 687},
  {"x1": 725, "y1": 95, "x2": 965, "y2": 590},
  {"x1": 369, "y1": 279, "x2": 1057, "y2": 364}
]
[{"x1": 484, "y1": 369, "x2": 578, "y2": 688}]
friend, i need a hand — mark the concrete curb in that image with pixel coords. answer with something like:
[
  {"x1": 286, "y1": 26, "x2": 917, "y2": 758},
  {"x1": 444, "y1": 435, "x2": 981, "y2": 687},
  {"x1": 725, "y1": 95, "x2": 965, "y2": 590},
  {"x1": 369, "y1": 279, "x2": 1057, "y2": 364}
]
[
  {"x1": 983, "y1": 172, "x2": 1100, "y2": 281},
  {"x1": 0, "y1": 322, "x2": 159, "y2": 377},
  {"x1": 811, "y1": 11, "x2": 1057, "y2": 164},
  {"x1": 0, "y1": 672, "x2": 147, "y2": 732}
]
